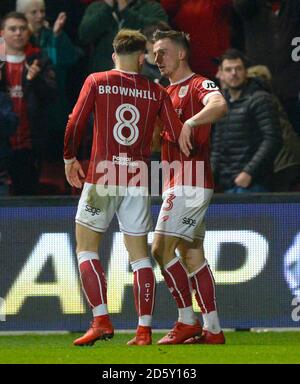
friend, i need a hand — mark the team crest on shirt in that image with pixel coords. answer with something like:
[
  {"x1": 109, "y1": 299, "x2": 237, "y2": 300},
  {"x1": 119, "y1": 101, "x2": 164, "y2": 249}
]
[{"x1": 178, "y1": 85, "x2": 189, "y2": 98}]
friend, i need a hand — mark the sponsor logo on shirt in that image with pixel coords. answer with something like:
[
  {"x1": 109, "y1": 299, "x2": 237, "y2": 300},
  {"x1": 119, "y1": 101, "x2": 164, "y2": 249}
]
[
  {"x1": 9, "y1": 85, "x2": 23, "y2": 98},
  {"x1": 112, "y1": 155, "x2": 139, "y2": 167},
  {"x1": 202, "y1": 80, "x2": 219, "y2": 91}
]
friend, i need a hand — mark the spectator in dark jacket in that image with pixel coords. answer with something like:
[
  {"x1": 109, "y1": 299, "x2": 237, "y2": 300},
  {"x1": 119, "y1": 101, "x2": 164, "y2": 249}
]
[
  {"x1": 233, "y1": 0, "x2": 300, "y2": 136},
  {"x1": 0, "y1": 91, "x2": 18, "y2": 195},
  {"x1": 211, "y1": 49, "x2": 282, "y2": 193},
  {"x1": 247, "y1": 65, "x2": 300, "y2": 192},
  {"x1": 0, "y1": 12, "x2": 57, "y2": 195},
  {"x1": 79, "y1": 0, "x2": 168, "y2": 73}
]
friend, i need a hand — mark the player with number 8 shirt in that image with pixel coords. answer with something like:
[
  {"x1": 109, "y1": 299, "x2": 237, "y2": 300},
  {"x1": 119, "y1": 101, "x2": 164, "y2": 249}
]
[{"x1": 63, "y1": 29, "x2": 187, "y2": 347}]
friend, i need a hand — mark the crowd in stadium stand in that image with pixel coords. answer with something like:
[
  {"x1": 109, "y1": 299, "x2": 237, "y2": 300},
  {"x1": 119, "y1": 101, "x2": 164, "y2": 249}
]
[{"x1": 0, "y1": 0, "x2": 299, "y2": 196}]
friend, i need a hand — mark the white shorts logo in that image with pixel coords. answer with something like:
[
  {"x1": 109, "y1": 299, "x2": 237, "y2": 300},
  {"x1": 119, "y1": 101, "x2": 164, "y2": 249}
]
[
  {"x1": 178, "y1": 85, "x2": 189, "y2": 98},
  {"x1": 113, "y1": 103, "x2": 140, "y2": 146},
  {"x1": 202, "y1": 80, "x2": 219, "y2": 91}
]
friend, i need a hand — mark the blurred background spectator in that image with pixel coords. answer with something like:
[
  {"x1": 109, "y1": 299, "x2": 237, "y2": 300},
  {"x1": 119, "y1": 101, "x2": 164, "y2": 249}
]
[
  {"x1": 160, "y1": 0, "x2": 233, "y2": 80},
  {"x1": 79, "y1": 0, "x2": 168, "y2": 73},
  {"x1": 0, "y1": 0, "x2": 16, "y2": 17},
  {"x1": 211, "y1": 49, "x2": 282, "y2": 193},
  {"x1": 0, "y1": 90, "x2": 18, "y2": 195},
  {"x1": 233, "y1": 0, "x2": 300, "y2": 136},
  {"x1": 247, "y1": 65, "x2": 300, "y2": 192},
  {"x1": 16, "y1": 0, "x2": 83, "y2": 163},
  {"x1": 0, "y1": 0, "x2": 299, "y2": 195},
  {"x1": 0, "y1": 11, "x2": 57, "y2": 195}
]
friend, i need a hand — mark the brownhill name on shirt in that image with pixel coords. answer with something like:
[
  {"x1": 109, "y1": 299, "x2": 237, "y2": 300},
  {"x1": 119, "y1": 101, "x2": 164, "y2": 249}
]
[{"x1": 98, "y1": 85, "x2": 158, "y2": 101}]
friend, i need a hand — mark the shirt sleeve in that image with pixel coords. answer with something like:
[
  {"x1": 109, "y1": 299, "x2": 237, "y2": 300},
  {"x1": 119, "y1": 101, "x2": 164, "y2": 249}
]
[
  {"x1": 64, "y1": 74, "x2": 96, "y2": 160},
  {"x1": 158, "y1": 90, "x2": 182, "y2": 143},
  {"x1": 193, "y1": 77, "x2": 222, "y2": 106}
]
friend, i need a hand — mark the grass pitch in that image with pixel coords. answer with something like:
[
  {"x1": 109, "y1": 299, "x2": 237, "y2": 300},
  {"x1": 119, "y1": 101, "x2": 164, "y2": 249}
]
[{"x1": 0, "y1": 332, "x2": 300, "y2": 364}]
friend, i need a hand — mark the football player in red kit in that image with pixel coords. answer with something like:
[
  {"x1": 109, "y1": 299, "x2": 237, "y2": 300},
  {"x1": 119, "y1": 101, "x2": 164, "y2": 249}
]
[
  {"x1": 64, "y1": 29, "x2": 185, "y2": 346},
  {"x1": 152, "y1": 30, "x2": 228, "y2": 344}
]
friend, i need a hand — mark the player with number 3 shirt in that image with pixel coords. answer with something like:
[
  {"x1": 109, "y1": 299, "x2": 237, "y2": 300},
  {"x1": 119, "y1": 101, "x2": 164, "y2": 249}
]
[{"x1": 152, "y1": 30, "x2": 228, "y2": 345}]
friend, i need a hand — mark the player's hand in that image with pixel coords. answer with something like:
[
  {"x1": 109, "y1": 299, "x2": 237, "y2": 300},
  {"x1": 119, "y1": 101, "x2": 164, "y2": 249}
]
[
  {"x1": 179, "y1": 123, "x2": 193, "y2": 157},
  {"x1": 65, "y1": 160, "x2": 85, "y2": 189},
  {"x1": 53, "y1": 12, "x2": 67, "y2": 36},
  {"x1": 26, "y1": 59, "x2": 41, "y2": 81},
  {"x1": 234, "y1": 172, "x2": 252, "y2": 188}
]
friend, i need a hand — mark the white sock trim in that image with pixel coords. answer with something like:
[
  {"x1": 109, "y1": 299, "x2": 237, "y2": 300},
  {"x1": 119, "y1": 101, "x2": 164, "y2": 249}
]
[
  {"x1": 202, "y1": 311, "x2": 222, "y2": 334},
  {"x1": 130, "y1": 258, "x2": 152, "y2": 272},
  {"x1": 164, "y1": 257, "x2": 181, "y2": 271},
  {"x1": 178, "y1": 306, "x2": 197, "y2": 325},
  {"x1": 77, "y1": 251, "x2": 99, "y2": 265},
  {"x1": 138, "y1": 315, "x2": 152, "y2": 327},
  {"x1": 188, "y1": 260, "x2": 208, "y2": 278},
  {"x1": 92, "y1": 304, "x2": 108, "y2": 317}
]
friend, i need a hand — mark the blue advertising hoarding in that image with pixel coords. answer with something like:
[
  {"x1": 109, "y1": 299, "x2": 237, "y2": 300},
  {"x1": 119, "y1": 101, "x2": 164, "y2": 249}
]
[{"x1": 0, "y1": 195, "x2": 300, "y2": 331}]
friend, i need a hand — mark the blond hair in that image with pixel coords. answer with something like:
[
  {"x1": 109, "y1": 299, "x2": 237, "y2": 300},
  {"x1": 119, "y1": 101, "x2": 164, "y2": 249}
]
[
  {"x1": 247, "y1": 65, "x2": 272, "y2": 82},
  {"x1": 16, "y1": 0, "x2": 45, "y2": 13}
]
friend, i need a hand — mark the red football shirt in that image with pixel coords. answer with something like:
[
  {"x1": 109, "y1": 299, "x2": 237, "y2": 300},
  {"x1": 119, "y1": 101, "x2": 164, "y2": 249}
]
[
  {"x1": 162, "y1": 73, "x2": 221, "y2": 190},
  {"x1": 64, "y1": 69, "x2": 182, "y2": 185},
  {"x1": 5, "y1": 56, "x2": 31, "y2": 151}
]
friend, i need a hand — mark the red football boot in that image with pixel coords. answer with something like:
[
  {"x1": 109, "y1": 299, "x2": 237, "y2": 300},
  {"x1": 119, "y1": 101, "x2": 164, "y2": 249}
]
[
  {"x1": 127, "y1": 326, "x2": 152, "y2": 346},
  {"x1": 157, "y1": 320, "x2": 202, "y2": 345},
  {"x1": 184, "y1": 330, "x2": 225, "y2": 345},
  {"x1": 73, "y1": 315, "x2": 114, "y2": 346}
]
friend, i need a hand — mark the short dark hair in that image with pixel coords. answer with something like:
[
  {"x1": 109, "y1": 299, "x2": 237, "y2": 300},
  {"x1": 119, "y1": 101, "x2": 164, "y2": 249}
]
[
  {"x1": 153, "y1": 29, "x2": 191, "y2": 55},
  {"x1": 1, "y1": 11, "x2": 28, "y2": 29},
  {"x1": 113, "y1": 29, "x2": 147, "y2": 55},
  {"x1": 219, "y1": 49, "x2": 250, "y2": 68}
]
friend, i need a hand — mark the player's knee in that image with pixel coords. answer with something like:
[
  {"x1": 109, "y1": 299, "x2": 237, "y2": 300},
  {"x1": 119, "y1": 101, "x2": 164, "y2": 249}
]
[
  {"x1": 183, "y1": 257, "x2": 199, "y2": 274},
  {"x1": 151, "y1": 241, "x2": 164, "y2": 268}
]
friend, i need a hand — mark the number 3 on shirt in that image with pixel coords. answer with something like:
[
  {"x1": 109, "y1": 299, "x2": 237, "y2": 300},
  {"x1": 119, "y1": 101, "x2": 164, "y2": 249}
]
[{"x1": 113, "y1": 103, "x2": 140, "y2": 146}]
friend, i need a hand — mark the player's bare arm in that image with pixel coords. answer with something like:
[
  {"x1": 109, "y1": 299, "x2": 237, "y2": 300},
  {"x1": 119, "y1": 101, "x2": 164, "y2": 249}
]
[
  {"x1": 185, "y1": 94, "x2": 227, "y2": 127},
  {"x1": 179, "y1": 94, "x2": 227, "y2": 155}
]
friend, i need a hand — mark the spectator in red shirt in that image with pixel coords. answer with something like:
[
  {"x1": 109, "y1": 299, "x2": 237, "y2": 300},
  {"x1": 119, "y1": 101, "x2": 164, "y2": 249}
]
[
  {"x1": 161, "y1": 0, "x2": 233, "y2": 80},
  {"x1": 0, "y1": 12, "x2": 57, "y2": 195}
]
